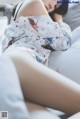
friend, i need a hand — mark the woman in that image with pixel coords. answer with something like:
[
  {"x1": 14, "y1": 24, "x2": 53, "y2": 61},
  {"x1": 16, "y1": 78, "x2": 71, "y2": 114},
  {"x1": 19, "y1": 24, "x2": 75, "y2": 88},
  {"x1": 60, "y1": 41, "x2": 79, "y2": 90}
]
[{"x1": 1, "y1": 0, "x2": 80, "y2": 118}]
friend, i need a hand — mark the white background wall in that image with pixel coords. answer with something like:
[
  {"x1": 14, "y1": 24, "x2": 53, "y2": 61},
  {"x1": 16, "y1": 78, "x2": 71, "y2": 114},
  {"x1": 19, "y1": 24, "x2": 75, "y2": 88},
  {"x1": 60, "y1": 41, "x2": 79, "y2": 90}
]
[{"x1": 0, "y1": 0, "x2": 17, "y2": 4}]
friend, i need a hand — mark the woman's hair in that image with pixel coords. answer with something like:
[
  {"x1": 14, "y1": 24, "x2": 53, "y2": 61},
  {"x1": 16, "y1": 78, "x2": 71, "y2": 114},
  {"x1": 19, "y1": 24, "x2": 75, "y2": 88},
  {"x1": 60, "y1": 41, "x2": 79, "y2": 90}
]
[{"x1": 49, "y1": 0, "x2": 69, "y2": 20}]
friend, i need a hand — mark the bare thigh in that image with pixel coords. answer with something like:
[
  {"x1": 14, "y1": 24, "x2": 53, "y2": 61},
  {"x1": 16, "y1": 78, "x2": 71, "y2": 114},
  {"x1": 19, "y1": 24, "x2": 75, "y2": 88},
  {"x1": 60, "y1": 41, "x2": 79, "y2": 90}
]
[{"x1": 4, "y1": 49, "x2": 80, "y2": 115}]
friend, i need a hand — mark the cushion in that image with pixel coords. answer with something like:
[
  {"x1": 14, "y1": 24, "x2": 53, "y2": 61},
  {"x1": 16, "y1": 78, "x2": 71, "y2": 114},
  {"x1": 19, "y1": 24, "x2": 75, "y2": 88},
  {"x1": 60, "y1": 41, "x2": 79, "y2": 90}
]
[
  {"x1": 63, "y1": 3, "x2": 80, "y2": 31},
  {"x1": 0, "y1": 55, "x2": 29, "y2": 119},
  {"x1": 68, "y1": 112, "x2": 80, "y2": 119},
  {"x1": 48, "y1": 39, "x2": 80, "y2": 84}
]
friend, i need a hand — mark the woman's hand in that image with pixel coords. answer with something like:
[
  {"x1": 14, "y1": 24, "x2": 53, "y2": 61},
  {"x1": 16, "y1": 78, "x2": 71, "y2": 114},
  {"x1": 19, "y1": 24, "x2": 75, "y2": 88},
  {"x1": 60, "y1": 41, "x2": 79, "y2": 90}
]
[{"x1": 53, "y1": 13, "x2": 63, "y2": 22}]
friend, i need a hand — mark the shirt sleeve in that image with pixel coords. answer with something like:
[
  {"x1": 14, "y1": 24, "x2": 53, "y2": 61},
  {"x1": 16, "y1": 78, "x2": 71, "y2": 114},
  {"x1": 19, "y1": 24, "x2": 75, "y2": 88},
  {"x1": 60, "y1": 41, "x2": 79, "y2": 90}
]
[{"x1": 38, "y1": 15, "x2": 72, "y2": 51}]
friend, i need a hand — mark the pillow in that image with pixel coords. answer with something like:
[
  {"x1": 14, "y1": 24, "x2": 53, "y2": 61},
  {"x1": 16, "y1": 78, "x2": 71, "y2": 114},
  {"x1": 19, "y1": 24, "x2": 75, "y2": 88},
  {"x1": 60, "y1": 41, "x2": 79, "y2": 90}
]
[
  {"x1": 48, "y1": 40, "x2": 80, "y2": 84},
  {"x1": 0, "y1": 55, "x2": 29, "y2": 119},
  {"x1": 63, "y1": 4, "x2": 80, "y2": 31}
]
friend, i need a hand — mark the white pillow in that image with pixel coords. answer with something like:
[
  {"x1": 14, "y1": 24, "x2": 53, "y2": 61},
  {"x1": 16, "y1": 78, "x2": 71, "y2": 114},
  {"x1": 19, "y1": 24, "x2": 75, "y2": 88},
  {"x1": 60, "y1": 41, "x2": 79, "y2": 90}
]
[
  {"x1": 0, "y1": 55, "x2": 29, "y2": 119},
  {"x1": 48, "y1": 44, "x2": 80, "y2": 84},
  {"x1": 63, "y1": 4, "x2": 80, "y2": 31}
]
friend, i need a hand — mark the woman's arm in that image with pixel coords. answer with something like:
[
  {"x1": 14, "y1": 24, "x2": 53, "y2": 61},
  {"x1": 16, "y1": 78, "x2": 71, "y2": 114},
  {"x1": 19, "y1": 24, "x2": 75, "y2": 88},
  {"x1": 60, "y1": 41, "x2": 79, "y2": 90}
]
[
  {"x1": 16, "y1": 0, "x2": 48, "y2": 18},
  {"x1": 48, "y1": 13, "x2": 72, "y2": 50},
  {"x1": 53, "y1": 13, "x2": 63, "y2": 22}
]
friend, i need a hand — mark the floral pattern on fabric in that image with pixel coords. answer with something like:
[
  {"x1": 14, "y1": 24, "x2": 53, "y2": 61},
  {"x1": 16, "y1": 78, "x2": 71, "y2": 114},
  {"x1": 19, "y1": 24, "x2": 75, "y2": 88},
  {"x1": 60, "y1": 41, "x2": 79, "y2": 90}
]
[{"x1": 1, "y1": 15, "x2": 72, "y2": 65}]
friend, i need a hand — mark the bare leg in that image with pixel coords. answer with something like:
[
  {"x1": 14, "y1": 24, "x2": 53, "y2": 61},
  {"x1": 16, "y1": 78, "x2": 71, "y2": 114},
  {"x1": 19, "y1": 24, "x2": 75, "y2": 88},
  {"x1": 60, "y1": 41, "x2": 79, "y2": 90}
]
[
  {"x1": 4, "y1": 49, "x2": 80, "y2": 115},
  {"x1": 26, "y1": 102, "x2": 61, "y2": 119}
]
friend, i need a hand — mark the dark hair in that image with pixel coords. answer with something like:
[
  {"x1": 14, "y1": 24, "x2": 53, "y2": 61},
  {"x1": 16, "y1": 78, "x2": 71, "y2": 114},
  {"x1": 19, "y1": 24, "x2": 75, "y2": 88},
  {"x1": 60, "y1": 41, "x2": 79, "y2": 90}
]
[{"x1": 49, "y1": 0, "x2": 69, "y2": 20}]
